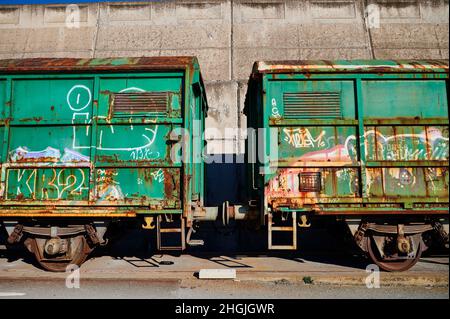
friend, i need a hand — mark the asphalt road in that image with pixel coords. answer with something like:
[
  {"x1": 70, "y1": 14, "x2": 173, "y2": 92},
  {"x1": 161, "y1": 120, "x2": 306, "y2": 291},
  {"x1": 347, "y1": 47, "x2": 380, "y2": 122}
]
[{"x1": 0, "y1": 277, "x2": 448, "y2": 299}]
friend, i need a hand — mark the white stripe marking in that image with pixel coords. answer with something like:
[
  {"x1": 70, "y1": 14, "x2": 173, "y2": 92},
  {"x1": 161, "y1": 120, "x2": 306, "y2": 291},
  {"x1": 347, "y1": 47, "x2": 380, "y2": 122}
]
[{"x1": 0, "y1": 292, "x2": 26, "y2": 297}]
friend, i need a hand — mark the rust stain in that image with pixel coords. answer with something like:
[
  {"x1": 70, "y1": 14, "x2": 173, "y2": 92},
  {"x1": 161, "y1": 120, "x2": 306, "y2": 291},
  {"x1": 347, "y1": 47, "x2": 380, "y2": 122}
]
[
  {"x1": 255, "y1": 60, "x2": 449, "y2": 74},
  {"x1": 0, "y1": 57, "x2": 197, "y2": 74}
]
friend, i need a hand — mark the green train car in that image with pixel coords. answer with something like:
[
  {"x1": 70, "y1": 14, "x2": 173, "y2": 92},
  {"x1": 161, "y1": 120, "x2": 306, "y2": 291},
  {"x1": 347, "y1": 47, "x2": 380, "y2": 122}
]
[
  {"x1": 0, "y1": 57, "x2": 209, "y2": 271},
  {"x1": 244, "y1": 60, "x2": 449, "y2": 271},
  {"x1": 0, "y1": 58, "x2": 448, "y2": 272}
]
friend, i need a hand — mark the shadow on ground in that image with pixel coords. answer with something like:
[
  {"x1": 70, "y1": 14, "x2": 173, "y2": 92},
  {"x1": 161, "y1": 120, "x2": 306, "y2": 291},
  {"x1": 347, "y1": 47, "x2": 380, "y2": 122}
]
[{"x1": 1, "y1": 221, "x2": 447, "y2": 272}]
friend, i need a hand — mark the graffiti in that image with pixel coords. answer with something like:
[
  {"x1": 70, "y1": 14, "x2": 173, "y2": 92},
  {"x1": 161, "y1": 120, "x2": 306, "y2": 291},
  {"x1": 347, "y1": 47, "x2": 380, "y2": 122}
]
[
  {"x1": 6, "y1": 168, "x2": 88, "y2": 200},
  {"x1": 151, "y1": 169, "x2": 164, "y2": 183},
  {"x1": 96, "y1": 169, "x2": 124, "y2": 201},
  {"x1": 9, "y1": 147, "x2": 89, "y2": 163},
  {"x1": 365, "y1": 127, "x2": 449, "y2": 161},
  {"x1": 425, "y1": 167, "x2": 448, "y2": 193},
  {"x1": 297, "y1": 144, "x2": 355, "y2": 162},
  {"x1": 9, "y1": 146, "x2": 60, "y2": 162},
  {"x1": 60, "y1": 148, "x2": 90, "y2": 162},
  {"x1": 67, "y1": 84, "x2": 92, "y2": 112},
  {"x1": 8, "y1": 85, "x2": 163, "y2": 163},
  {"x1": 97, "y1": 87, "x2": 160, "y2": 152},
  {"x1": 153, "y1": 169, "x2": 165, "y2": 183},
  {"x1": 130, "y1": 148, "x2": 160, "y2": 161},
  {"x1": 388, "y1": 168, "x2": 416, "y2": 188},
  {"x1": 283, "y1": 128, "x2": 326, "y2": 148},
  {"x1": 44, "y1": 169, "x2": 87, "y2": 200},
  {"x1": 14, "y1": 168, "x2": 36, "y2": 198},
  {"x1": 68, "y1": 85, "x2": 161, "y2": 155},
  {"x1": 336, "y1": 168, "x2": 359, "y2": 193},
  {"x1": 98, "y1": 126, "x2": 159, "y2": 152},
  {"x1": 284, "y1": 126, "x2": 448, "y2": 164},
  {"x1": 365, "y1": 165, "x2": 449, "y2": 196},
  {"x1": 72, "y1": 112, "x2": 91, "y2": 150},
  {"x1": 271, "y1": 98, "x2": 281, "y2": 118}
]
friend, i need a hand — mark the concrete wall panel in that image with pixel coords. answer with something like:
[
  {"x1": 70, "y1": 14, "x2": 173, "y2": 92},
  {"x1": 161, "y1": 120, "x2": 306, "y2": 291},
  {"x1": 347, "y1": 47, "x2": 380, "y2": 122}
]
[{"x1": 0, "y1": 0, "x2": 447, "y2": 156}]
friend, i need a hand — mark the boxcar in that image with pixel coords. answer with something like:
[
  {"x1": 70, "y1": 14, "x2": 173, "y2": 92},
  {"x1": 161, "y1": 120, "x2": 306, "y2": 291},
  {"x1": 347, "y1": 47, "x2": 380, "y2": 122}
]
[
  {"x1": 244, "y1": 60, "x2": 449, "y2": 271},
  {"x1": 0, "y1": 57, "x2": 208, "y2": 271}
]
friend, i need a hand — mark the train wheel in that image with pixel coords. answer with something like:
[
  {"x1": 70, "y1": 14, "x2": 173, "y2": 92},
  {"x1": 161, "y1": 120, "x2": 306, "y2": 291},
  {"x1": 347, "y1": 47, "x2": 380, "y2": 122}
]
[
  {"x1": 25, "y1": 235, "x2": 91, "y2": 272},
  {"x1": 366, "y1": 234, "x2": 423, "y2": 272}
]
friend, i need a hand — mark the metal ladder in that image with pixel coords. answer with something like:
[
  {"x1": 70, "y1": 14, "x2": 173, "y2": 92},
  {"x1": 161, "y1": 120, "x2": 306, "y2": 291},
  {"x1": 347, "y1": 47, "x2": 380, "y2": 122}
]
[
  {"x1": 156, "y1": 215, "x2": 186, "y2": 251},
  {"x1": 268, "y1": 212, "x2": 297, "y2": 250}
]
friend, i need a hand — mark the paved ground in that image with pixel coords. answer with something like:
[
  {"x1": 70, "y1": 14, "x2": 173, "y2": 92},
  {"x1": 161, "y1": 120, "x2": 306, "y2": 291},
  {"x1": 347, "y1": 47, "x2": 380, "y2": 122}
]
[
  {"x1": 0, "y1": 277, "x2": 448, "y2": 299},
  {"x1": 0, "y1": 248, "x2": 448, "y2": 299}
]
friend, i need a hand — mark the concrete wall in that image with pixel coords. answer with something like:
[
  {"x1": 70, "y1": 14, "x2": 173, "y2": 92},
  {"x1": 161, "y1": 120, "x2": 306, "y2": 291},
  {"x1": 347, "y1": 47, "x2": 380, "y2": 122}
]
[{"x1": 0, "y1": 0, "x2": 448, "y2": 155}]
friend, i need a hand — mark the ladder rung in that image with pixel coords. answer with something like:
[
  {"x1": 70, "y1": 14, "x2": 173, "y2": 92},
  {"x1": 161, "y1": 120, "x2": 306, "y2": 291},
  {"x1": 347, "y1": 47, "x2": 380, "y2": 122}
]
[
  {"x1": 269, "y1": 245, "x2": 297, "y2": 250},
  {"x1": 271, "y1": 226, "x2": 294, "y2": 231},
  {"x1": 157, "y1": 216, "x2": 186, "y2": 251},
  {"x1": 160, "y1": 228, "x2": 182, "y2": 233},
  {"x1": 159, "y1": 246, "x2": 183, "y2": 250}
]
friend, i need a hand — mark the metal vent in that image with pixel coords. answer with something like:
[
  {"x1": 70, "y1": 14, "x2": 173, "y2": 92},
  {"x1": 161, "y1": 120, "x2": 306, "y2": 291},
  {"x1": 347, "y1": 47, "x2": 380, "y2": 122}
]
[
  {"x1": 283, "y1": 92, "x2": 341, "y2": 119},
  {"x1": 113, "y1": 92, "x2": 168, "y2": 114},
  {"x1": 299, "y1": 172, "x2": 321, "y2": 192}
]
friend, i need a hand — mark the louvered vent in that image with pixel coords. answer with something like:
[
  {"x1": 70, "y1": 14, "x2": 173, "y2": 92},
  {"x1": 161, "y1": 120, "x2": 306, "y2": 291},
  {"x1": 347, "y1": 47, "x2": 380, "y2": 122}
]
[
  {"x1": 298, "y1": 172, "x2": 321, "y2": 192},
  {"x1": 283, "y1": 92, "x2": 341, "y2": 119},
  {"x1": 113, "y1": 92, "x2": 168, "y2": 114}
]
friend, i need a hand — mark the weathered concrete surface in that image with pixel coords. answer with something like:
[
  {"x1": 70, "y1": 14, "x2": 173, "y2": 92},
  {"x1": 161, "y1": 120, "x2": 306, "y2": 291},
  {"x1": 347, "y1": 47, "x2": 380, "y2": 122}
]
[
  {"x1": 0, "y1": 248, "x2": 448, "y2": 288},
  {"x1": 1, "y1": 0, "x2": 448, "y2": 154}
]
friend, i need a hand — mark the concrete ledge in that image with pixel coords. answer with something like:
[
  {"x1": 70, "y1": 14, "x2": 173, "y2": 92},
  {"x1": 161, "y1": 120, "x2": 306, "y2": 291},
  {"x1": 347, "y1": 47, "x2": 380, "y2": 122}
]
[
  {"x1": 199, "y1": 268, "x2": 237, "y2": 279},
  {"x1": 0, "y1": 269, "x2": 447, "y2": 287}
]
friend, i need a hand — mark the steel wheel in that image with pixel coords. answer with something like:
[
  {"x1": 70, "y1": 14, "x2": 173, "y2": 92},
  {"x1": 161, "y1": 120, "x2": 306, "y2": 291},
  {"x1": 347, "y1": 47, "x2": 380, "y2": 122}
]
[
  {"x1": 27, "y1": 235, "x2": 91, "y2": 272},
  {"x1": 366, "y1": 234, "x2": 422, "y2": 272}
]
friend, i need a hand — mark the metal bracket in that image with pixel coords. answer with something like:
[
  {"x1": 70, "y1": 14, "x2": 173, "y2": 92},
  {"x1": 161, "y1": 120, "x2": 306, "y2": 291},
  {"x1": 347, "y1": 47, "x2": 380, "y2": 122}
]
[
  {"x1": 186, "y1": 225, "x2": 204, "y2": 247},
  {"x1": 7, "y1": 224, "x2": 23, "y2": 244},
  {"x1": 298, "y1": 215, "x2": 311, "y2": 228},
  {"x1": 142, "y1": 216, "x2": 155, "y2": 229},
  {"x1": 354, "y1": 221, "x2": 369, "y2": 250},
  {"x1": 84, "y1": 224, "x2": 100, "y2": 246},
  {"x1": 432, "y1": 221, "x2": 449, "y2": 248}
]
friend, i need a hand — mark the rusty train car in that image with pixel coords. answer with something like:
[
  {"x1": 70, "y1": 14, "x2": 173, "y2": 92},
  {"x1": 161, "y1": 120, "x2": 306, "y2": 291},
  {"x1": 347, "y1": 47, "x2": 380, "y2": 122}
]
[
  {"x1": 244, "y1": 60, "x2": 449, "y2": 271},
  {"x1": 0, "y1": 57, "x2": 448, "y2": 272}
]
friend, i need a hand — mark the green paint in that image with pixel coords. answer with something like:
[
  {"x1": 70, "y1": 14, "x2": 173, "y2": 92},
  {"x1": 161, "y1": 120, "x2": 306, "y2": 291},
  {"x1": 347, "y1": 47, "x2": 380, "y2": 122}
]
[{"x1": 0, "y1": 63, "x2": 207, "y2": 215}]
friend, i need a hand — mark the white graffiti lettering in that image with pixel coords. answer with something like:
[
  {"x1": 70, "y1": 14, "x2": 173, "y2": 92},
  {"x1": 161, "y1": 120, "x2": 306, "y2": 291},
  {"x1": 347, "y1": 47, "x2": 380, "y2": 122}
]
[{"x1": 284, "y1": 128, "x2": 326, "y2": 148}]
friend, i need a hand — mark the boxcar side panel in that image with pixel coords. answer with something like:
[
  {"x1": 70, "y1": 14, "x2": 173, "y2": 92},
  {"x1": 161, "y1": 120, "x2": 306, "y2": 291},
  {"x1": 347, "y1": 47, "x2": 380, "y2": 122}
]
[
  {"x1": 0, "y1": 70, "x2": 199, "y2": 216},
  {"x1": 261, "y1": 72, "x2": 449, "y2": 212}
]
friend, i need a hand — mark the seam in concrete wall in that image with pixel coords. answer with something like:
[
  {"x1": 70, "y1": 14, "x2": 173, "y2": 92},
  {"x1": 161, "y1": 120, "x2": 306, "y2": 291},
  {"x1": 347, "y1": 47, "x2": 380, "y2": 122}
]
[
  {"x1": 362, "y1": 0, "x2": 376, "y2": 58},
  {"x1": 230, "y1": 0, "x2": 234, "y2": 80},
  {"x1": 91, "y1": 3, "x2": 100, "y2": 58}
]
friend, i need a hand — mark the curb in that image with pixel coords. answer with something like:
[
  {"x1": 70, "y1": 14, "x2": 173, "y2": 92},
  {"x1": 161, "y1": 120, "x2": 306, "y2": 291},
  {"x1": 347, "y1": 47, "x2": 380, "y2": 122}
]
[{"x1": 0, "y1": 271, "x2": 448, "y2": 287}]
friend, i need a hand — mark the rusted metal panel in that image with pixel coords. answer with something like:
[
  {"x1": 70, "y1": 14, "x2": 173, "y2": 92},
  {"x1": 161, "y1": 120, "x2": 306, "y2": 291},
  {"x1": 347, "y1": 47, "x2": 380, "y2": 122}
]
[
  {"x1": 0, "y1": 57, "x2": 197, "y2": 74},
  {"x1": 254, "y1": 60, "x2": 449, "y2": 74},
  {"x1": 94, "y1": 167, "x2": 181, "y2": 208}
]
